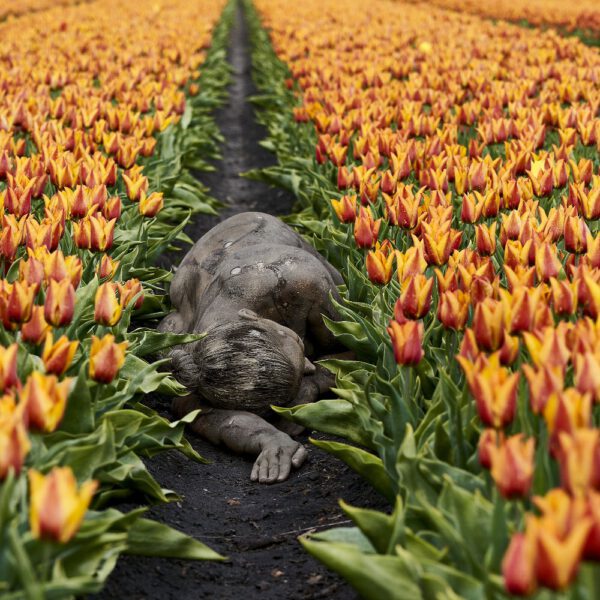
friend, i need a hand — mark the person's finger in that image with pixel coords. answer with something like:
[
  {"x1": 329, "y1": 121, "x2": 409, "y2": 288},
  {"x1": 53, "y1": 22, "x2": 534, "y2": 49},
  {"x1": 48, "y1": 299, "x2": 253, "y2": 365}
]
[
  {"x1": 250, "y1": 457, "x2": 260, "y2": 481},
  {"x1": 291, "y1": 445, "x2": 308, "y2": 468},
  {"x1": 267, "y1": 453, "x2": 280, "y2": 483},
  {"x1": 277, "y1": 455, "x2": 292, "y2": 481},
  {"x1": 258, "y1": 454, "x2": 269, "y2": 483}
]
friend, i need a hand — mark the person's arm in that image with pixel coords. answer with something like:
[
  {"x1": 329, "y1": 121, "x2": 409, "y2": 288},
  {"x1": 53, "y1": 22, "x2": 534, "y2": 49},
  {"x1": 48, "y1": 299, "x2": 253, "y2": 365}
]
[{"x1": 172, "y1": 396, "x2": 307, "y2": 484}]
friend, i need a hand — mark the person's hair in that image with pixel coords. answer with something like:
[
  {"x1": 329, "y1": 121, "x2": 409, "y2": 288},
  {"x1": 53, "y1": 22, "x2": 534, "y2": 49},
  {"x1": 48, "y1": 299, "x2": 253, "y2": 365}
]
[{"x1": 170, "y1": 321, "x2": 302, "y2": 414}]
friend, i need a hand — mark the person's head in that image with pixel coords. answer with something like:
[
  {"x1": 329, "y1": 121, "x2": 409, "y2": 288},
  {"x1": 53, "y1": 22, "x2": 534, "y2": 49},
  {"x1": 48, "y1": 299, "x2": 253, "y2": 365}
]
[{"x1": 170, "y1": 310, "x2": 311, "y2": 413}]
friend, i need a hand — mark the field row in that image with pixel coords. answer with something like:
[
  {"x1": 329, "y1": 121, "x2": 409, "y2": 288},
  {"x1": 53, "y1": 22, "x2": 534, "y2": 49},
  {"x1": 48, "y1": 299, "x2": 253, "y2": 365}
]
[
  {"x1": 0, "y1": 0, "x2": 230, "y2": 596},
  {"x1": 249, "y1": 0, "x2": 600, "y2": 597}
]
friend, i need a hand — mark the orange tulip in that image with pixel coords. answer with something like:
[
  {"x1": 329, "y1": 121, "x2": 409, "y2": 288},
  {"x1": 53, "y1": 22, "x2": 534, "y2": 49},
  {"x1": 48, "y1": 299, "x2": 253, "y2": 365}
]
[
  {"x1": 458, "y1": 353, "x2": 519, "y2": 428},
  {"x1": 96, "y1": 254, "x2": 120, "y2": 280},
  {"x1": 122, "y1": 172, "x2": 148, "y2": 201},
  {"x1": 522, "y1": 363, "x2": 564, "y2": 414},
  {"x1": 21, "y1": 306, "x2": 52, "y2": 345},
  {"x1": 139, "y1": 191, "x2": 164, "y2": 217},
  {"x1": 489, "y1": 433, "x2": 535, "y2": 498},
  {"x1": 535, "y1": 242, "x2": 562, "y2": 282},
  {"x1": 7, "y1": 281, "x2": 36, "y2": 324},
  {"x1": 573, "y1": 352, "x2": 600, "y2": 401},
  {"x1": 387, "y1": 319, "x2": 424, "y2": 365},
  {"x1": 42, "y1": 333, "x2": 78, "y2": 376},
  {"x1": 534, "y1": 514, "x2": 591, "y2": 591},
  {"x1": 437, "y1": 289, "x2": 470, "y2": 331},
  {"x1": 28, "y1": 467, "x2": 98, "y2": 543},
  {"x1": 543, "y1": 388, "x2": 592, "y2": 451},
  {"x1": 117, "y1": 279, "x2": 144, "y2": 310},
  {"x1": 44, "y1": 278, "x2": 75, "y2": 327},
  {"x1": 0, "y1": 395, "x2": 29, "y2": 480},
  {"x1": 331, "y1": 194, "x2": 357, "y2": 223},
  {"x1": 0, "y1": 344, "x2": 19, "y2": 393},
  {"x1": 399, "y1": 274, "x2": 433, "y2": 319},
  {"x1": 94, "y1": 282, "x2": 122, "y2": 326},
  {"x1": 21, "y1": 371, "x2": 72, "y2": 433},
  {"x1": 396, "y1": 241, "x2": 427, "y2": 282},
  {"x1": 472, "y1": 298, "x2": 504, "y2": 352},
  {"x1": 502, "y1": 529, "x2": 538, "y2": 596},
  {"x1": 353, "y1": 206, "x2": 380, "y2": 248},
  {"x1": 89, "y1": 334, "x2": 128, "y2": 383},
  {"x1": 365, "y1": 246, "x2": 394, "y2": 285},
  {"x1": 475, "y1": 222, "x2": 496, "y2": 256},
  {"x1": 557, "y1": 429, "x2": 600, "y2": 496},
  {"x1": 89, "y1": 215, "x2": 115, "y2": 252}
]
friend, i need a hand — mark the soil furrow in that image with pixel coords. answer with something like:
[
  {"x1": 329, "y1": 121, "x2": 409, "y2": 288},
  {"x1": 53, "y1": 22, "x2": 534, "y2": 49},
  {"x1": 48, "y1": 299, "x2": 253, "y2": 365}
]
[{"x1": 98, "y1": 4, "x2": 386, "y2": 599}]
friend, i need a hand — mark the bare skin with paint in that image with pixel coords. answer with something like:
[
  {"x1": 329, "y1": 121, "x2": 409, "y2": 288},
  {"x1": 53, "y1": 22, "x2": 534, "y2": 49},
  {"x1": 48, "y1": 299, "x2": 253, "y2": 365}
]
[{"x1": 159, "y1": 212, "x2": 345, "y2": 483}]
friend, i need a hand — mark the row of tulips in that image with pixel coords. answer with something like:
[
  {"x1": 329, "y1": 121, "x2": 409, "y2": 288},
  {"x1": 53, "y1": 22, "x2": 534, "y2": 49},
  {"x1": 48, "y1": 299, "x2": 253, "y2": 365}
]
[
  {"x1": 0, "y1": 0, "x2": 85, "y2": 21},
  {"x1": 247, "y1": 0, "x2": 600, "y2": 597},
  {"x1": 402, "y1": 0, "x2": 600, "y2": 37},
  {"x1": 0, "y1": 0, "x2": 232, "y2": 596}
]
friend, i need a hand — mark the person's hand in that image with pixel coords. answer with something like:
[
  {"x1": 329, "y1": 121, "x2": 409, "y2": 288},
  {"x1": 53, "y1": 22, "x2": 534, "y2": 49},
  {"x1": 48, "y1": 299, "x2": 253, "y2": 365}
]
[{"x1": 250, "y1": 432, "x2": 307, "y2": 483}]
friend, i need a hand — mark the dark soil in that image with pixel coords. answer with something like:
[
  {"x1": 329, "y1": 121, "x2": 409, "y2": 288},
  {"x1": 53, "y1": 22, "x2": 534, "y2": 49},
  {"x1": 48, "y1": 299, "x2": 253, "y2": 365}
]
[{"x1": 97, "y1": 5, "x2": 388, "y2": 599}]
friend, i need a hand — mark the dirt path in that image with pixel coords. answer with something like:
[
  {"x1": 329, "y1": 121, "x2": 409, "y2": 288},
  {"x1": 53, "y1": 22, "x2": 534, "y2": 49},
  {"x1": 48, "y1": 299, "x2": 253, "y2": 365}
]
[{"x1": 98, "y1": 4, "x2": 387, "y2": 599}]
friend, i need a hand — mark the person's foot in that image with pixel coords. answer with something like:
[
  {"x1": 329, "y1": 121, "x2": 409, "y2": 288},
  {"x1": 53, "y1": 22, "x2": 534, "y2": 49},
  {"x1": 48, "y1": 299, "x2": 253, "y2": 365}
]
[{"x1": 251, "y1": 432, "x2": 307, "y2": 483}]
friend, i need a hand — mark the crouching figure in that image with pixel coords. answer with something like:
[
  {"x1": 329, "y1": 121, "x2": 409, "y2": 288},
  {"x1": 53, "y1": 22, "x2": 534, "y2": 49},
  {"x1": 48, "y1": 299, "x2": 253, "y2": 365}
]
[{"x1": 159, "y1": 212, "x2": 345, "y2": 483}]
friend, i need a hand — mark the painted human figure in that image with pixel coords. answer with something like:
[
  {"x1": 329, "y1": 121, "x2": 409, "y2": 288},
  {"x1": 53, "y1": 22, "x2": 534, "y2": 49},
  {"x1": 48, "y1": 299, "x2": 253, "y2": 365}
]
[{"x1": 159, "y1": 212, "x2": 344, "y2": 483}]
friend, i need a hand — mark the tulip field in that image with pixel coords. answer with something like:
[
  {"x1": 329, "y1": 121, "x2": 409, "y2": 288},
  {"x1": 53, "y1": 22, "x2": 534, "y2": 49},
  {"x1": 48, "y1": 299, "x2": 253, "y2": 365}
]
[
  {"x1": 246, "y1": 0, "x2": 600, "y2": 597},
  {"x1": 1, "y1": 0, "x2": 599, "y2": 597},
  {"x1": 0, "y1": 0, "x2": 233, "y2": 596}
]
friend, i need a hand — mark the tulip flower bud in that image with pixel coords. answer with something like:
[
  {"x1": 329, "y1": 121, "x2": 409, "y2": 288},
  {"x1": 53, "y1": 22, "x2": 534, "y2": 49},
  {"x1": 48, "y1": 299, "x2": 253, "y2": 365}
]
[
  {"x1": 94, "y1": 282, "x2": 122, "y2": 326},
  {"x1": 353, "y1": 206, "x2": 380, "y2": 248},
  {"x1": 535, "y1": 516, "x2": 591, "y2": 590},
  {"x1": 535, "y1": 242, "x2": 562, "y2": 283},
  {"x1": 117, "y1": 279, "x2": 144, "y2": 310},
  {"x1": 563, "y1": 216, "x2": 589, "y2": 254},
  {"x1": 557, "y1": 429, "x2": 600, "y2": 496},
  {"x1": 0, "y1": 397, "x2": 30, "y2": 480},
  {"x1": 44, "y1": 278, "x2": 75, "y2": 327},
  {"x1": 475, "y1": 222, "x2": 496, "y2": 256},
  {"x1": 489, "y1": 433, "x2": 535, "y2": 498},
  {"x1": 7, "y1": 281, "x2": 36, "y2": 324},
  {"x1": 42, "y1": 333, "x2": 78, "y2": 376},
  {"x1": 472, "y1": 298, "x2": 504, "y2": 352},
  {"x1": 331, "y1": 195, "x2": 357, "y2": 223},
  {"x1": 458, "y1": 354, "x2": 519, "y2": 429},
  {"x1": 21, "y1": 371, "x2": 72, "y2": 432},
  {"x1": 139, "y1": 191, "x2": 164, "y2": 217},
  {"x1": 399, "y1": 274, "x2": 433, "y2": 319},
  {"x1": 18, "y1": 256, "x2": 44, "y2": 293},
  {"x1": 573, "y1": 352, "x2": 600, "y2": 401},
  {"x1": 96, "y1": 254, "x2": 120, "y2": 280},
  {"x1": 522, "y1": 363, "x2": 564, "y2": 415},
  {"x1": 28, "y1": 467, "x2": 98, "y2": 543},
  {"x1": 437, "y1": 289, "x2": 470, "y2": 331},
  {"x1": 544, "y1": 387, "x2": 592, "y2": 453},
  {"x1": 21, "y1": 306, "x2": 51, "y2": 345},
  {"x1": 387, "y1": 319, "x2": 424, "y2": 365},
  {"x1": 366, "y1": 247, "x2": 394, "y2": 285},
  {"x1": 72, "y1": 217, "x2": 92, "y2": 249},
  {"x1": 397, "y1": 241, "x2": 427, "y2": 283},
  {"x1": 122, "y1": 173, "x2": 148, "y2": 202},
  {"x1": 0, "y1": 344, "x2": 19, "y2": 393},
  {"x1": 502, "y1": 529, "x2": 538, "y2": 596},
  {"x1": 89, "y1": 215, "x2": 115, "y2": 252},
  {"x1": 89, "y1": 334, "x2": 128, "y2": 383}
]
